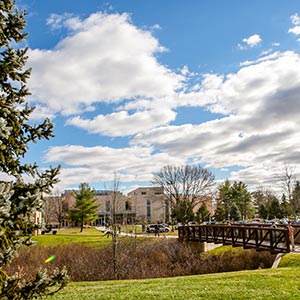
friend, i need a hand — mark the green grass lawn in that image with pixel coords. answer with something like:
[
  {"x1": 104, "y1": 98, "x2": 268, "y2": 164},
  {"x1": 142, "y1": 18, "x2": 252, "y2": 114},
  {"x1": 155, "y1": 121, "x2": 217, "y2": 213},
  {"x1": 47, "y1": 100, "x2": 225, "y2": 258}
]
[
  {"x1": 32, "y1": 226, "x2": 175, "y2": 247},
  {"x1": 32, "y1": 227, "x2": 111, "y2": 247},
  {"x1": 45, "y1": 267, "x2": 300, "y2": 300},
  {"x1": 207, "y1": 245, "x2": 243, "y2": 254}
]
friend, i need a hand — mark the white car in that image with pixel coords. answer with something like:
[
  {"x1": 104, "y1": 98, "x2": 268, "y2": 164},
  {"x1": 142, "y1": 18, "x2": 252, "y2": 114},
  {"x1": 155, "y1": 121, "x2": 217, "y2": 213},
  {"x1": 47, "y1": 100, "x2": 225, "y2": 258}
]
[{"x1": 146, "y1": 224, "x2": 170, "y2": 233}]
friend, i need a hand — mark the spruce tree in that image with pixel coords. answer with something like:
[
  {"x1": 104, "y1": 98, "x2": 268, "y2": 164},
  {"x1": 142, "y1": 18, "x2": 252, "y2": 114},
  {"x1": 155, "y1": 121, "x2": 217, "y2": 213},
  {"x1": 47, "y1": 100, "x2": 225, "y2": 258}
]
[
  {"x1": 69, "y1": 183, "x2": 98, "y2": 232},
  {"x1": 230, "y1": 203, "x2": 241, "y2": 221},
  {"x1": 0, "y1": 1, "x2": 68, "y2": 298}
]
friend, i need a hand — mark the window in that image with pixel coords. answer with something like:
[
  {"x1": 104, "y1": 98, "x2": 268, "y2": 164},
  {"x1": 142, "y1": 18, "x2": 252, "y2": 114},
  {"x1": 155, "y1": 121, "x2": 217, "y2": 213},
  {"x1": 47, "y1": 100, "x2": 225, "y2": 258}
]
[
  {"x1": 141, "y1": 191, "x2": 146, "y2": 195},
  {"x1": 125, "y1": 201, "x2": 132, "y2": 211},
  {"x1": 165, "y1": 199, "x2": 170, "y2": 223},
  {"x1": 146, "y1": 200, "x2": 151, "y2": 222},
  {"x1": 105, "y1": 200, "x2": 110, "y2": 212}
]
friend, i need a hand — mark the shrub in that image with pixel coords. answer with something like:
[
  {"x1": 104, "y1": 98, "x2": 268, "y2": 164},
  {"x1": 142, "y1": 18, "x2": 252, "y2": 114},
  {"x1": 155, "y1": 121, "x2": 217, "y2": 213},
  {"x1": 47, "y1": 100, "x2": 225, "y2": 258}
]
[{"x1": 5, "y1": 239, "x2": 275, "y2": 282}]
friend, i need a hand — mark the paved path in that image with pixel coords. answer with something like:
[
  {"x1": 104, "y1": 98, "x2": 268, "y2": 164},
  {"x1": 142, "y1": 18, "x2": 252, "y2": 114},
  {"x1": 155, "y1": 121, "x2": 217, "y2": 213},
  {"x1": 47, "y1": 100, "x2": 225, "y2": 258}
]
[{"x1": 272, "y1": 245, "x2": 300, "y2": 268}]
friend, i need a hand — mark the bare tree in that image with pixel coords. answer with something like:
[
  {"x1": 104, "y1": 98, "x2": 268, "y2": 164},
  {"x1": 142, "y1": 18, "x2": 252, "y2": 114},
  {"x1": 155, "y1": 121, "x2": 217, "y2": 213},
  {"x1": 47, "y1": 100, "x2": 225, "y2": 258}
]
[
  {"x1": 278, "y1": 164, "x2": 295, "y2": 201},
  {"x1": 104, "y1": 174, "x2": 123, "y2": 280},
  {"x1": 111, "y1": 175, "x2": 119, "y2": 280},
  {"x1": 278, "y1": 164, "x2": 297, "y2": 216},
  {"x1": 152, "y1": 164, "x2": 215, "y2": 224},
  {"x1": 44, "y1": 196, "x2": 56, "y2": 225},
  {"x1": 44, "y1": 193, "x2": 70, "y2": 229}
]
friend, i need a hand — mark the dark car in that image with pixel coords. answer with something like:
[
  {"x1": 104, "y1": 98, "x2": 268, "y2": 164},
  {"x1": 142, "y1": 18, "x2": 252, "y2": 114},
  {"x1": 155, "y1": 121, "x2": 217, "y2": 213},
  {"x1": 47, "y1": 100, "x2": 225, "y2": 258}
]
[{"x1": 146, "y1": 224, "x2": 170, "y2": 233}]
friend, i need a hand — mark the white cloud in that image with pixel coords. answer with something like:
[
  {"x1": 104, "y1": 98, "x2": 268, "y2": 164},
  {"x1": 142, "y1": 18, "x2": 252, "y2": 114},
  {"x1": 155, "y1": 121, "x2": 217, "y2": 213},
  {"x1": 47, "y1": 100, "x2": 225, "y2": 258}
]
[
  {"x1": 151, "y1": 24, "x2": 161, "y2": 30},
  {"x1": 45, "y1": 145, "x2": 185, "y2": 186},
  {"x1": 29, "y1": 104, "x2": 56, "y2": 121},
  {"x1": 46, "y1": 13, "x2": 78, "y2": 31},
  {"x1": 66, "y1": 108, "x2": 177, "y2": 136},
  {"x1": 289, "y1": 26, "x2": 300, "y2": 35},
  {"x1": 241, "y1": 34, "x2": 262, "y2": 48},
  {"x1": 289, "y1": 13, "x2": 300, "y2": 35},
  {"x1": 27, "y1": 12, "x2": 184, "y2": 115},
  {"x1": 260, "y1": 49, "x2": 272, "y2": 56},
  {"x1": 291, "y1": 13, "x2": 300, "y2": 26},
  {"x1": 130, "y1": 51, "x2": 300, "y2": 190},
  {"x1": 240, "y1": 50, "x2": 281, "y2": 66}
]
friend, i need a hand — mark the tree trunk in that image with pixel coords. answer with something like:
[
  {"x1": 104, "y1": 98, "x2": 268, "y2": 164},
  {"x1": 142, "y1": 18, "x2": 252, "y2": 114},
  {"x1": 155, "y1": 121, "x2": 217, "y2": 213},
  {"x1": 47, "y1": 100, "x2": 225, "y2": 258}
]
[{"x1": 80, "y1": 216, "x2": 84, "y2": 232}]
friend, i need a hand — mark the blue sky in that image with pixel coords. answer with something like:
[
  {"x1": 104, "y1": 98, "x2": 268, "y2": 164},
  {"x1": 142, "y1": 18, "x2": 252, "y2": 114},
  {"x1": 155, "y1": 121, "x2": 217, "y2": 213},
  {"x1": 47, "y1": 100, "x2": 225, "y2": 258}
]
[{"x1": 14, "y1": 0, "x2": 300, "y2": 193}]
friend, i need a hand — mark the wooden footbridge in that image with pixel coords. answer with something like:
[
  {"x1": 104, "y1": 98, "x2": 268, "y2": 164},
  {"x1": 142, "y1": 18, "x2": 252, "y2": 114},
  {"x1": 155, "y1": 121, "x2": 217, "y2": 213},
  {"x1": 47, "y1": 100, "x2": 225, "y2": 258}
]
[{"x1": 178, "y1": 224, "x2": 300, "y2": 253}]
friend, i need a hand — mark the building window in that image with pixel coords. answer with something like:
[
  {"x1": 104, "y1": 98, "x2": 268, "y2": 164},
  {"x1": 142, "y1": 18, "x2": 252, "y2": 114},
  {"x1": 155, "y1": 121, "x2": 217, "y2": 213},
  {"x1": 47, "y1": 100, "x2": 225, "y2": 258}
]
[
  {"x1": 146, "y1": 200, "x2": 151, "y2": 222},
  {"x1": 141, "y1": 191, "x2": 146, "y2": 195},
  {"x1": 106, "y1": 200, "x2": 110, "y2": 212},
  {"x1": 125, "y1": 201, "x2": 132, "y2": 211},
  {"x1": 165, "y1": 199, "x2": 170, "y2": 223}
]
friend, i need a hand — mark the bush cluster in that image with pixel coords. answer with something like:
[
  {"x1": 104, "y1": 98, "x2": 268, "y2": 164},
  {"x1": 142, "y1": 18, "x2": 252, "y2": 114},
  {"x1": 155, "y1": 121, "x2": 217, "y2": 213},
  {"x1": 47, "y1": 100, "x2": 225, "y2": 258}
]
[{"x1": 5, "y1": 239, "x2": 275, "y2": 282}]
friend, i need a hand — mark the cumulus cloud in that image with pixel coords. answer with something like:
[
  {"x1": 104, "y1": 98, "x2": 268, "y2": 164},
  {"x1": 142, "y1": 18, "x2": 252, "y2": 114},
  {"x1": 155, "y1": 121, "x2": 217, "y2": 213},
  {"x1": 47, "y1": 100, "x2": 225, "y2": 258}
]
[
  {"x1": 44, "y1": 145, "x2": 185, "y2": 186},
  {"x1": 130, "y1": 51, "x2": 300, "y2": 189},
  {"x1": 46, "y1": 13, "x2": 79, "y2": 31},
  {"x1": 27, "y1": 12, "x2": 184, "y2": 115},
  {"x1": 239, "y1": 34, "x2": 262, "y2": 49},
  {"x1": 29, "y1": 104, "x2": 56, "y2": 121},
  {"x1": 66, "y1": 108, "x2": 177, "y2": 136},
  {"x1": 291, "y1": 13, "x2": 300, "y2": 25},
  {"x1": 289, "y1": 13, "x2": 300, "y2": 35}
]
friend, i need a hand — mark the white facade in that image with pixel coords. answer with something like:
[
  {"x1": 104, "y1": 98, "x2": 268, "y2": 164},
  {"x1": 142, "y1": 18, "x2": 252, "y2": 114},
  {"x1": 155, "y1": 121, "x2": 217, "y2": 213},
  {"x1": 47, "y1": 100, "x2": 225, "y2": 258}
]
[{"x1": 127, "y1": 187, "x2": 168, "y2": 223}]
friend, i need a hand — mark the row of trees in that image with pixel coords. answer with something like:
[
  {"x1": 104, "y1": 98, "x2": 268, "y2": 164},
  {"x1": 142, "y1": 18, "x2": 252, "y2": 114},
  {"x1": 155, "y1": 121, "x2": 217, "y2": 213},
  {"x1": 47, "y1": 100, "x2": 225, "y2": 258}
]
[
  {"x1": 214, "y1": 180, "x2": 253, "y2": 222},
  {"x1": 153, "y1": 165, "x2": 300, "y2": 224},
  {"x1": 252, "y1": 181, "x2": 300, "y2": 220},
  {"x1": 68, "y1": 166, "x2": 300, "y2": 227}
]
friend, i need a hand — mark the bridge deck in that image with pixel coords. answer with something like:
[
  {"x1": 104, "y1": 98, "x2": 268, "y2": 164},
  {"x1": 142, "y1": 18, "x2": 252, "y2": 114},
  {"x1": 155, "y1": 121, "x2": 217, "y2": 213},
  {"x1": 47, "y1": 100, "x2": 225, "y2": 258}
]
[{"x1": 178, "y1": 224, "x2": 300, "y2": 254}]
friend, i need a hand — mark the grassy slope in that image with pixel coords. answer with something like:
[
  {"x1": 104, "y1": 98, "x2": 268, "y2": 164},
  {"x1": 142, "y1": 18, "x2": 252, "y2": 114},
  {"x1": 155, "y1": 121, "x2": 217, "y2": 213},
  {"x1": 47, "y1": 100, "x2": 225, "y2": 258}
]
[{"x1": 46, "y1": 267, "x2": 300, "y2": 300}]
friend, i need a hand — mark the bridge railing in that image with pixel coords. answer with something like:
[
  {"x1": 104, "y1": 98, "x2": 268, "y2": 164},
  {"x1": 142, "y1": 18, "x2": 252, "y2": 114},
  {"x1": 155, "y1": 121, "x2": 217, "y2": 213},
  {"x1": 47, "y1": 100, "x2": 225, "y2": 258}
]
[{"x1": 178, "y1": 224, "x2": 294, "y2": 253}]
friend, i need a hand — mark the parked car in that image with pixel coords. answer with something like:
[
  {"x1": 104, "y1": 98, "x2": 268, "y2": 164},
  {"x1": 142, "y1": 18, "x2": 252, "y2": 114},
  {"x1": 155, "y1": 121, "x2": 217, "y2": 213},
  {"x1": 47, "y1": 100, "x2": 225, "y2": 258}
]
[
  {"x1": 264, "y1": 219, "x2": 273, "y2": 224},
  {"x1": 41, "y1": 224, "x2": 52, "y2": 235},
  {"x1": 146, "y1": 224, "x2": 170, "y2": 233},
  {"x1": 234, "y1": 220, "x2": 247, "y2": 224},
  {"x1": 265, "y1": 219, "x2": 278, "y2": 224},
  {"x1": 280, "y1": 218, "x2": 288, "y2": 224},
  {"x1": 208, "y1": 221, "x2": 219, "y2": 224},
  {"x1": 290, "y1": 218, "x2": 300, "y2": 224},
  {"x1": 188, "y1": 221, "x2": 197, "y2": 226},
  {"x1": 251, "y1": 218, "x2": 261, "y2": 224}
]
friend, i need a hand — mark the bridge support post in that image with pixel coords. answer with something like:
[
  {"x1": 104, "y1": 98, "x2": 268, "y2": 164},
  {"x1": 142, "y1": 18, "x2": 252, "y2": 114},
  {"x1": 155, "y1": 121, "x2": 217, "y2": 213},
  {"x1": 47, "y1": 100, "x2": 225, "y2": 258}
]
[{"x1": 184, "y1": 241, "x2": 206, "y2": 252}]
